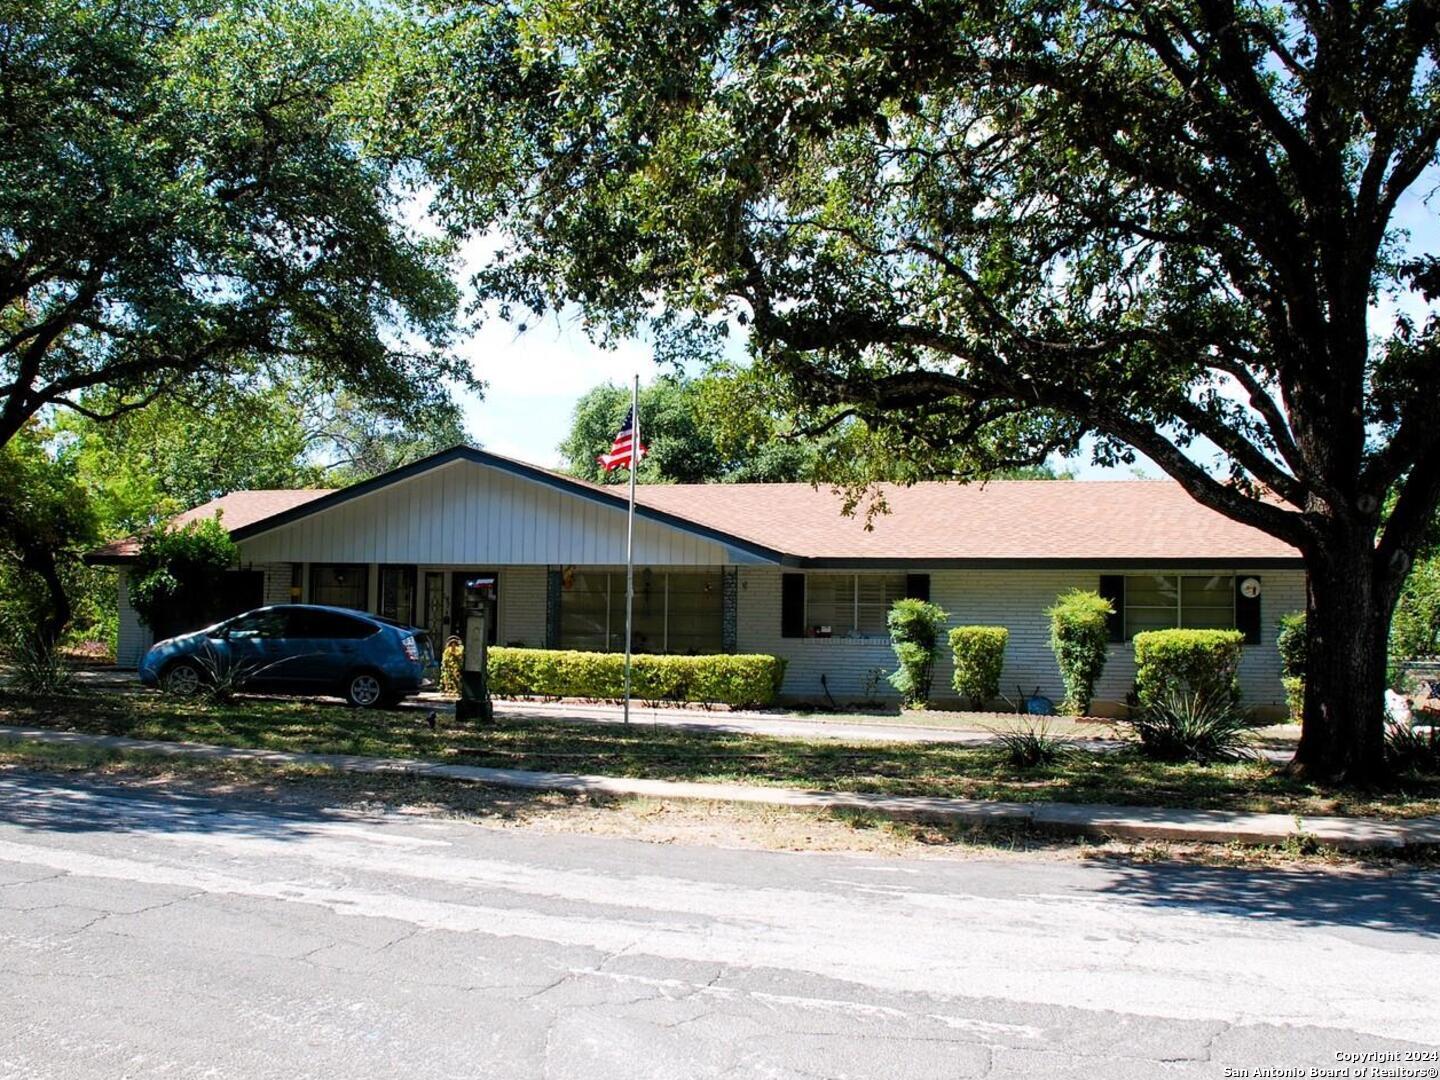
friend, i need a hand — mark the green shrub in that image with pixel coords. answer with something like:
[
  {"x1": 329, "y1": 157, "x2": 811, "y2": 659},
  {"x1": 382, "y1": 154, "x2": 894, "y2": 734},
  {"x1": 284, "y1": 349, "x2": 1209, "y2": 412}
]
[
  {"x1": 1276, "y1": 612, "x2": 1307, "y2": 679},
  {"x1": 886, "y1": 599, "x2": 949, "y2": 708},
  {"x1": 1132, "y1": 628, "x2": 1245, "y2": 710},
  {"x1": 948, "y1": 626, "x2": 1008, "y2": 709},
  {"x1": 1275, "y1": 613, "x2": 1306, "y2": 721},
  {"x1": 1122, "y1": 690, "x2": 1255, "y2": 763},
  {"x1": 128, "y1": 517, "x2": 238, "y2": 635},
  {"x1": 441, "y1": 644, "x2": 787, "y2": 708},
  {"x1": 1046, "y1": 590, "x2": 1113, "y2": 715},
  {"x1": 1282, "y1": 676, "x2": 1305, "y2": 724}
]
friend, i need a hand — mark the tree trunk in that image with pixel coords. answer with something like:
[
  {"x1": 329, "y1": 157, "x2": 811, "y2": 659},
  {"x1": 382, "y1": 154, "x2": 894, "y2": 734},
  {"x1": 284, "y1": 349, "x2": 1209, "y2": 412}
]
[
  {"x1": 17, "y1": 542, "x2": 71, "y2": 650},
  {"x1": 1292, "y1": 531, "x2": 1395, "y2": 784}
]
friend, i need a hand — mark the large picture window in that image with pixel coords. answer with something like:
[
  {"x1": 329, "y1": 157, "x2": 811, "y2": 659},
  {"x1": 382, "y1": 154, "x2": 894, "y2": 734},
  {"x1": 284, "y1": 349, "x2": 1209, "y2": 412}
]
[
  {"x1": 803, "y1": 573, "x2": 907, "y2": 638},
  {"x1": 309, "y1": 563, "x2": 368, "y2": 612},
  {"x1": 1123, "y1": 574, "x2": 1235, "y2": 639},
  {"x1": 558, "y1": 569, "x2": 723, "y2": 654}
]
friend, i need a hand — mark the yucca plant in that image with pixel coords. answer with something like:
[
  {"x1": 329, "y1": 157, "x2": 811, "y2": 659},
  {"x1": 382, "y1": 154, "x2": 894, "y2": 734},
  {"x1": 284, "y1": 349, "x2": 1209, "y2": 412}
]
[
  {"x1": 1123, "y1": 690, "x2": 1255, "y2": 764},
  {"x1": 1385, "y1": 720, "x2": 1440, "y2": 775},
  {"x1": 995, "y1": 719, "x2": 1072, "y2": 768},
  {"x1": 3, "y1": 628, "x2": 74, "y2": 696}
]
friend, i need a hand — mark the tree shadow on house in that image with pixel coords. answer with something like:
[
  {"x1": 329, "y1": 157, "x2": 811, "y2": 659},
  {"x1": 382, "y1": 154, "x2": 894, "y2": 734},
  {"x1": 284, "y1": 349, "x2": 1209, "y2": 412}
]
[{"x1": 1090, "y1": 857, "x2": 1440, "y2": 938}]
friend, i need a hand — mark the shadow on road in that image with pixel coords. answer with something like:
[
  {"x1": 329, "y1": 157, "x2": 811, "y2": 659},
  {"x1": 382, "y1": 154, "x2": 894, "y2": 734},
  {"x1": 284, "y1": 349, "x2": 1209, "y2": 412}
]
[
  {"x1": 1093, "y1": 859, "x2": 1440, "y2": 937},
  {"x1": 0, "y1": 770, "x2": 560, "y2": 845}
]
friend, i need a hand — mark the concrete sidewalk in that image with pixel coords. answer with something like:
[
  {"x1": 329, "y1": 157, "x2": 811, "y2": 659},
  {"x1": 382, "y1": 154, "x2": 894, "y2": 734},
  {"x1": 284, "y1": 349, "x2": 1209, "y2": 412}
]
[{"x1": 2, "y1": 723, "x2": 1433, "y2": 851}]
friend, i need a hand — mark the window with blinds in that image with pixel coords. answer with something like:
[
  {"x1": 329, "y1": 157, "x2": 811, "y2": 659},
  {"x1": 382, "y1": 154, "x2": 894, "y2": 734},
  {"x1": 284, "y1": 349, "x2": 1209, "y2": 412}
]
[
  {"x1": 1123, "y1": 574, "x2": 1236, "y2": 639},
  {"x1": 804, "y1": 573, "x2": 907, "y2": 638}
]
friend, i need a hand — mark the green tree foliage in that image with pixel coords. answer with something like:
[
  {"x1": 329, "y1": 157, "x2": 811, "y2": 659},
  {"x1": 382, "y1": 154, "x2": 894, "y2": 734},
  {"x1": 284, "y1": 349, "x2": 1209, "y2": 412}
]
[
  {"x1": 948, "y1": 626, "x2": 1009, "y2": 710},
  {"x1": 886, "y1": 599, "x2": 948, "y2": 708},
  {"x1": 0, "y1": 0, "x2": 471, "y2": 450},
  {"x1": 1046, "y1": 591, "x2": 1113, "y2": 716},
  {"x1": 0, "y1": 424, "x2": 98, "y2": 645},
  {"x1": 1391, "y1": 560, "x2": 1440, "y2": 662},
  {"x1": 57, "y1": 378, "x2": 470, "y2": 535},
  {"x1": 128, "y1": 518, "x2": 239, "y2": 637},
  {"x1": 559, "y1": 373, "x2": 818, "y2": 484},
  {"x1": 406, "y1": 0, "x2": 1440, "y2": 780}
]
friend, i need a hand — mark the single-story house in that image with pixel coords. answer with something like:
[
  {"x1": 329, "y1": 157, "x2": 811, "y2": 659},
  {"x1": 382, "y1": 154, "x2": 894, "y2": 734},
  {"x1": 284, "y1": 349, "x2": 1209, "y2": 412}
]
[{"x1": 89, "y1": 445, "x2": 1306, "y2": 714}]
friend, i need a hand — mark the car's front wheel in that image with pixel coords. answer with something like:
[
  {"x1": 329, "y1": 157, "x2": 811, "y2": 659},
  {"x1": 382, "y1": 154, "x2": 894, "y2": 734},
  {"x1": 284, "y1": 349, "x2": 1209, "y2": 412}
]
[
  {"x1": 162, "y1": 660, "x2": 204, "y2": 698},
  {"x1": 344, "y1": 671, "x2": 385, "y2": 709}
]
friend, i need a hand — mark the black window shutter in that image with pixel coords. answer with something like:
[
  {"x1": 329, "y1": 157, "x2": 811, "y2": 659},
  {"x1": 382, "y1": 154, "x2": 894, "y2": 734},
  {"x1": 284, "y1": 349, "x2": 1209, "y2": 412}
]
[
  {"x1": 1235, "y1": 576, "x2": 1261, "y2": 644},
  {"x1": 905, "y1": 573, "x2": 931, "y2": 602},
  {"x1": 781, "y1": 573, "x2": 806, "y2": 638},
  {"x1": 1098, "y1": 575, "x2": 1125, "y2": 643}
]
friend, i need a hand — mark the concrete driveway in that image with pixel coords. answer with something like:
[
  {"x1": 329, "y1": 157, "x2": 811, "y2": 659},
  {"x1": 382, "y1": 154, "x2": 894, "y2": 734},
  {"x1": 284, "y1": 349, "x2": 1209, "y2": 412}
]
[{"x1": 1, "y1": 772, "x2": 1436, "y2": 1079}]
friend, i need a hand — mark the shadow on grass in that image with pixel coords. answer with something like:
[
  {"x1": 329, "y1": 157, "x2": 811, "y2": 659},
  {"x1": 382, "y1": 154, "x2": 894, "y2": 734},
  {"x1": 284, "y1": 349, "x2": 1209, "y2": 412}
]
[
  {"x1": 3, "y1": 688, "x2": 1438, "y2": 818},
  {"x1": 1092, "y1": 858, "x2": 1440, "y2": 937}
]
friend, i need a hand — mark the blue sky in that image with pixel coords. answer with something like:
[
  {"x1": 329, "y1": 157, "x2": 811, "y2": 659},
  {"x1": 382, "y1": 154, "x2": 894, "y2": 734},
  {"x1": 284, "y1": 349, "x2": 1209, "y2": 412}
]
[{"x1": 450, "y1": 191, "x2": 1438, "y2": 481}]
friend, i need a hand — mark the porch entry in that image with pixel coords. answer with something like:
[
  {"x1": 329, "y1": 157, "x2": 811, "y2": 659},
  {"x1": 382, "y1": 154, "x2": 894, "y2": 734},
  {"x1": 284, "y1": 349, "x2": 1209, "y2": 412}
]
[{"x1": 419, "y1": 570, "x2": 499, "y2": 647}]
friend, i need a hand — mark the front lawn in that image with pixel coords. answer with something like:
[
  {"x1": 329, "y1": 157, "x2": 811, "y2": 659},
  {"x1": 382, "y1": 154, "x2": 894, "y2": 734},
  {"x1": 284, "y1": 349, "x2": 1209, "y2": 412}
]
[{"x1": 1, "y1": 689, "x2": 1434, "y2": 819}]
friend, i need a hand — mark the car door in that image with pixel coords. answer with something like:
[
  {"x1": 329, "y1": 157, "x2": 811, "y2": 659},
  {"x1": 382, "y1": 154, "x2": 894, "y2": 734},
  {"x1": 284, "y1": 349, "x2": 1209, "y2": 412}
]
[
  {"x1": 286, "y1": 608, "x2": 379, "y2": 693},
  {"x1": 221, "y1": 609, "x2": 290, "y2": 690}
]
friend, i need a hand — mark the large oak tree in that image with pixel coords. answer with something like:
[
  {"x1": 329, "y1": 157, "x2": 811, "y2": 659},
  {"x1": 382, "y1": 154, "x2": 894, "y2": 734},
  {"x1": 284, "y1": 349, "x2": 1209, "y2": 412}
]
[
  {"x1": 0, "y1": 0, "x2": 471, "y2": 450},
  {"x1": 405, "y1": 0, "x2": 1440, "y2": 782}
]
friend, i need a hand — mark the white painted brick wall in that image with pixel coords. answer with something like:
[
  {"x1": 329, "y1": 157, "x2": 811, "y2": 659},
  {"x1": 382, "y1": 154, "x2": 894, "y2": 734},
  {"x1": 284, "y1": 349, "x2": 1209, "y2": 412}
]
[
  {"x1": 115, "y1": 568, "x2": 153, "y2": 667},
  {"x1": 737, "y1": 567, "x2": 1307, "y2": 713}
]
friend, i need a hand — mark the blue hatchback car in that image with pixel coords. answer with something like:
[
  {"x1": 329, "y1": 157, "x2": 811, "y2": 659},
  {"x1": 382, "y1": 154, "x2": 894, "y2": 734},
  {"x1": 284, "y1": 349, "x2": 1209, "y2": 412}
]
[{"x1": 139, "y1": 605, "x2": 433, "y2": 708}]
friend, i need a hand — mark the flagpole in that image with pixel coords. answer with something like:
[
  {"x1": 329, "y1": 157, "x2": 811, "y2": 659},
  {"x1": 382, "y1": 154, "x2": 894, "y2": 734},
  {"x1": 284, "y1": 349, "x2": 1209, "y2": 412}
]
[{"x1": 622, "y1": 373, "x2": 639, "y2": 726}]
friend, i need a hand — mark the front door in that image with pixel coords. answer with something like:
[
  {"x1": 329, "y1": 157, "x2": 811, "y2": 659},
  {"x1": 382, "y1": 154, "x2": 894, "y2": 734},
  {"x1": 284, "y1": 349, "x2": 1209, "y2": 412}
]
[
  {"x1": 451, "y1": 571, "x2": 498, "y2": 646},
  {"x1": 424, "y1": 572, "x2": 448, "y2": 647}
]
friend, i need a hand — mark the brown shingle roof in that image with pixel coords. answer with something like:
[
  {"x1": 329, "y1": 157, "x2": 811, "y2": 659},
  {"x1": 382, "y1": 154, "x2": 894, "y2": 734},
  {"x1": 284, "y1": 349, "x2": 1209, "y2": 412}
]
[
  {"x1": 85, "y1": 445, "x2": 1302, "y2": 566},
  {"x1": 634, "y1": 480, "x2": 1300, "y2": 563},
  {"x1": 87, "y1": 489, "x2": 336, "y2": 562}
]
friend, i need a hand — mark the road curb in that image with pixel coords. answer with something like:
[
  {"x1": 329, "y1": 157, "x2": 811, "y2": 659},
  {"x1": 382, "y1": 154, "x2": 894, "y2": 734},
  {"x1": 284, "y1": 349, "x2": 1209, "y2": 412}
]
[{"x1": 2, "y1": 724, "x2": 1435, "y2": 851}]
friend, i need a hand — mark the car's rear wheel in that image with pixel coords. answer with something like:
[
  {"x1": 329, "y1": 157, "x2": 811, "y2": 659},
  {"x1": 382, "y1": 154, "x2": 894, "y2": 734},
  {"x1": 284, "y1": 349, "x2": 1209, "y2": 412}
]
[
  {"x1": 162, "y1": 660, "x2": 204, "y2": 698},
  {"x1": 344, "y1": 671, "x2": 385, "y2": 709}
]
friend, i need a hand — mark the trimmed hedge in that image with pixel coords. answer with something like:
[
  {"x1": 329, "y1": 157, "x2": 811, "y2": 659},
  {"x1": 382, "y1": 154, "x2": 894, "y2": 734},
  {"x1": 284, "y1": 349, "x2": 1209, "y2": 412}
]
[
  {"x1": 1046, "y1": 589, "x2": 1113, "y2": 715},
  {"x1": 887, "y1": 598, "x2": 949, "y2": 708},
  {"x1": 441, "y1": 644, "x2": 787, "y2": 708},
  {"x1": 1132, "y1": 628, "x2": 1245, "y2": 709},
  {"x1": 948, "y1": 626, "x2": 1009, "y2": 709}
]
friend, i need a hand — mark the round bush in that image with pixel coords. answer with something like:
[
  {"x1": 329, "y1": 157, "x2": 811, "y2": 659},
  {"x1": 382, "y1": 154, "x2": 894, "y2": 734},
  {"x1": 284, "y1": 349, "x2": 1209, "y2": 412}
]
[{"x1": 1131, "y1": 628, "x2": 1245, "y2": 710}]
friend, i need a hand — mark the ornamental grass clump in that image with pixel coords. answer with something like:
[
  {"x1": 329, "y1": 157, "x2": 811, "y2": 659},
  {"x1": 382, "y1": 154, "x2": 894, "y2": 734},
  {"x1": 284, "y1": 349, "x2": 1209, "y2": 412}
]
[
  {"x1": 1123, "y1": 689, "x2": 1256, "y2": 763},
  {"x1": 886, "y1": 599, "x2": 948, "y2": 708},
  {"x1": 995, "y1": 719, "x2": 1072, "y2": 768},
  {"x1": 1046, "y1": 590, "x2": 1113, "y2": 715},
  {"x1": 948, "y1": 626, "x2": 1008, "y2": 710}
]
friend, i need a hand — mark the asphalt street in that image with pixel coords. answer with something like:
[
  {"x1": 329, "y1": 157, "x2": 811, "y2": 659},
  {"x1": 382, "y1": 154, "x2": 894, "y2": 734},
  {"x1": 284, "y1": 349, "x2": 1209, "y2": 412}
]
[{"x1": 0, "y1": 772, "x2": 1437, "y2": 1080}]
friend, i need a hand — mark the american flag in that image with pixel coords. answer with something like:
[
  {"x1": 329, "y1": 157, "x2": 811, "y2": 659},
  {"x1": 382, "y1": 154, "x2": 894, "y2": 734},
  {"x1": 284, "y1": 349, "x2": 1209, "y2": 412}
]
[{"x1": 597, "y1": 406, "x2": 647, "y2": 472}]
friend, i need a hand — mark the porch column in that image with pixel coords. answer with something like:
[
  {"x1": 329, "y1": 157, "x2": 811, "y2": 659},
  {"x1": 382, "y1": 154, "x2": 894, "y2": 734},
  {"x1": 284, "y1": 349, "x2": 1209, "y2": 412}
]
[
  {"x1": 545, "y1": 567, "x2": 562, "y2": 648},
  {"x1": 722, "y1": 567, "x2": 738, "y2": 654}
]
